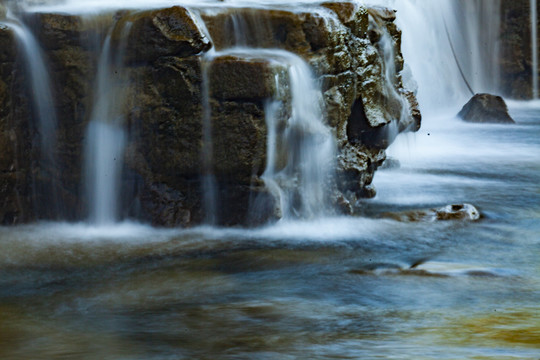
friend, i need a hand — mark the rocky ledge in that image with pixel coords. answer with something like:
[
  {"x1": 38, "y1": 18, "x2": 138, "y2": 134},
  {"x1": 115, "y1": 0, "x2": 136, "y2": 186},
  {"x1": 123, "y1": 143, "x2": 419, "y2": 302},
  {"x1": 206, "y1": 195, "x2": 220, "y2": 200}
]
[{"x1": 0, "y1": 2, "x2": 420, "y2": 226}]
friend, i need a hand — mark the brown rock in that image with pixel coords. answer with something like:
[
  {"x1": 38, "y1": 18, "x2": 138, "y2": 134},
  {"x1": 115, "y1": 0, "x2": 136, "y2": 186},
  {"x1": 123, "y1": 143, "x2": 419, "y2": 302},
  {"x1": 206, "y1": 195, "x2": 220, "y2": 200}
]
[
  {"x1": 0, "y1": 25, "x2": 17, "y2": 62},
  {"x1": 209, "y1": 55, "x2": 288, "y2": 100},
  {"x1": 123, "y1": 6, "x2": 212, "y2": 64},
  {"x1": 211, "y1": 100, "x2": 267, "y2": 181}
]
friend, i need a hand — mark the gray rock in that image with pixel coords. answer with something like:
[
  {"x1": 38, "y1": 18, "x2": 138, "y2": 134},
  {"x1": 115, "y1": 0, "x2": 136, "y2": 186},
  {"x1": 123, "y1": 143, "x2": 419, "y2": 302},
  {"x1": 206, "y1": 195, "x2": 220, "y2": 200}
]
[
  {"x1": 383, "y1": 203, "x2": 481, "y2": 222},
  {"x1": 457, "y1": 93, "x2": 515, "y2": 124}
]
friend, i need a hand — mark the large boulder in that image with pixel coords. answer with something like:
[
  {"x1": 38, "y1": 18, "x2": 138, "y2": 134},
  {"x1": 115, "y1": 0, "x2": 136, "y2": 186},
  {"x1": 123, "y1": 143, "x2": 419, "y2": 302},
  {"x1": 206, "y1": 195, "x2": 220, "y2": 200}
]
[
  {"x1": 457, "y1": 93, "x2": 515, "y2": 124},
  {"x1": 0, "y1": 2, "x2": 421, "y2": 226}
]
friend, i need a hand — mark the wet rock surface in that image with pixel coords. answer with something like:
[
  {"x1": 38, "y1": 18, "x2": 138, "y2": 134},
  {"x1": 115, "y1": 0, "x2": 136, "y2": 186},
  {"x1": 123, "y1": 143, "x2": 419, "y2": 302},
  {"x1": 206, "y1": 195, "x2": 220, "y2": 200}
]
[
  {"x1": 0, "y1": 2, "x2": 420, "y2": 226},
  {"x1": 382, "y1": 204, "x2": 481, "y2": 222},
  {"x1": 457, "y1": 93, "x2": 515, "y2": 124}
]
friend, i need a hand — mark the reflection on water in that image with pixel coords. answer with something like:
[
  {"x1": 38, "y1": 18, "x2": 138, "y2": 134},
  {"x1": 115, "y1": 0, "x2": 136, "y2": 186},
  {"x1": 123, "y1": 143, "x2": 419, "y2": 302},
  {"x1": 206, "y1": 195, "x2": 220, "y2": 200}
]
[{"x1": 0, "y1": 107, "x2": 539, "y2": 359}]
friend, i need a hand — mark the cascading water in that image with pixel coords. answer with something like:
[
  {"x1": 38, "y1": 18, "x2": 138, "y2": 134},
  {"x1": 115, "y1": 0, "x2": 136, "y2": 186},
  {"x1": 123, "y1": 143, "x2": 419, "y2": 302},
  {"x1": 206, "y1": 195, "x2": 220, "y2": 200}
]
[
  {"x1": 84, "y1": 22, "x2": 131, "y2": 225},
  {"x1": 261, "y1": 51, "x2": 336, "y2": 219},
  {"x1": 369, "y1": 0, "x2": 502, "y2": 112},
  {"x1": 203, "y1": 4, "x2": 338, "y2": 220},
  {"x1": 2, "y1": 10, "x2": 61, "y2": 216},
  {"x1": 532, "y1": 0, "x2": 538, "y2": 99},
  {"x1": 200, "y1": 52, "x2": 219, "y2": 225},
  {"x1": 200, "y1": 47, "x2": 336, "y2": 221},
  {"x1": 1, "y1": 3, "x2": 539, "y2": 360},
  {"x1": 4, "y1": 19, "x2": 57, "y2": 160}
]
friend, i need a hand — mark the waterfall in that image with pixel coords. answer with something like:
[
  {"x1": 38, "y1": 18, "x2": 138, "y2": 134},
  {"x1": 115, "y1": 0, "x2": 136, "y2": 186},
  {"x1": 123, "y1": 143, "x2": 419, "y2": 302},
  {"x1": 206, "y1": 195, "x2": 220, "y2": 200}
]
[
  {"x1": 532, "y1": 0, "x2": 538, "y2": 99},
  {"x1": 2, "y1": 12, "x2": 61, "y2": 216},
  {"x1": 259, "y1": 50, "x2": 336, "y2": 219},
  {"x1": 199, "y1": 46, "x2": 335, "y2": 222},
  {"x1": 201, "y1": 52, "x2": 219, "y2": 225},
  {"x1": 84, "y1": 22, "x2": 131, "y2": 225},
  {"x1": 196, "y1": 6, "x2": 337, "y2": 222},
  {"x1": 368, "y1": 0, "x2": 502, "y2": 112},
  {"x1": 7, "y1": 0, "x2": 524, "y2": 227}
]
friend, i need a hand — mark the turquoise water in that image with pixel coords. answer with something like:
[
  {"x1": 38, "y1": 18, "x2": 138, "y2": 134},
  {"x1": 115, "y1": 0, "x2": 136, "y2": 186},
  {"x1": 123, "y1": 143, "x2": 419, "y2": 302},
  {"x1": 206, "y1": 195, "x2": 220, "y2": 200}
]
[{"x1": 0, "y1": 105, "x2": 538, "y2": 359}]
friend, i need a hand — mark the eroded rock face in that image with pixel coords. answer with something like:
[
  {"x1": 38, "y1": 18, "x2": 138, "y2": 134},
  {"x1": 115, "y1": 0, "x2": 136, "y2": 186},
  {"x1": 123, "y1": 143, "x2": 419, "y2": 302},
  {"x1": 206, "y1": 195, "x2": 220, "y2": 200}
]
[
  {"x1": 457, "y1": 93, "x2": 515, "y2": 124},
  {"x1": 0, "y1": 2, "x2": 420, "y2": 226}
]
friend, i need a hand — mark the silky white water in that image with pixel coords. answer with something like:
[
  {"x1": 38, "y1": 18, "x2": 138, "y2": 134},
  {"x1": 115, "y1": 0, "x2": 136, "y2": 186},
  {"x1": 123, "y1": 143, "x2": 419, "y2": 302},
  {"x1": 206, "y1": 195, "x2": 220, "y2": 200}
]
[
  {"x1": 84, "y1": 23, "x2": 131, "y2": 225},
  {"x1": 200, "y1": 47, "x2": 336, "y2": 221},
  {"x1": 369, "y1": 0, "x2": 502, "y2": 114},
  {"x1": 261, "y1": 50, "x2": 336, "y2": 219},
  {"x1": 4, "y1": 19, "x2": 58, "y2": 159},
  {"x1": 200, "y1": 51, "x2": 219, "y2": 225},
  {"x1": 1, "y1": 2, "x2": 539, "y2": 359},
  {"x1": 1, "y1": 11, "x2": 61, "y2": 215},
  {"x1": 532, "y1": 0, "x2": 538, "y2": 99}
]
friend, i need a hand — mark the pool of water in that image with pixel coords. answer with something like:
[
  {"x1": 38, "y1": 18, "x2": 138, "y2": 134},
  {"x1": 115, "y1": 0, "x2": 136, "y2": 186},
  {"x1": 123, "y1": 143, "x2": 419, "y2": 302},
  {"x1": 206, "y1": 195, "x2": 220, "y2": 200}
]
[{"x1": 0, "y1": 104, "x2": 539, "y2": 359}]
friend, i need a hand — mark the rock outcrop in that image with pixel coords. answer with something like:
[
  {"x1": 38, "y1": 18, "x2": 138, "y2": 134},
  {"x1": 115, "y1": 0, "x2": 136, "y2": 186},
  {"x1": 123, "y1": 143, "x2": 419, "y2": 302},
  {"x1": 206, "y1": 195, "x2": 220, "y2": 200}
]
[
  {"x1": 0, "y1": 2, "x2": 420, "y2": 226},
  {"x1": 457, "y1": 93, "x2": 515, "y2": 124}
]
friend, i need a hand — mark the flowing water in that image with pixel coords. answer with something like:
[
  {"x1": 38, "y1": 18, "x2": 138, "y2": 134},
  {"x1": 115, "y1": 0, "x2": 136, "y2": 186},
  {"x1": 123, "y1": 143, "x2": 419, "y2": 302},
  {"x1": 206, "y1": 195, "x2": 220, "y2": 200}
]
[
  {"x1": 84, "y1": 22, "x2": 132, "y2": 225},
  {"x1": 0, "y1": 103, "x2": 539, "y2": 359},
  {"x1": 532, "y1": 0, "x2": 538, "y2": 99},
  {"x1": 1, "y1": 12, "x2": 61, "y2": 216},
  {"x1": 1, "y1": 0, "x2": 539, "y2": 359}
]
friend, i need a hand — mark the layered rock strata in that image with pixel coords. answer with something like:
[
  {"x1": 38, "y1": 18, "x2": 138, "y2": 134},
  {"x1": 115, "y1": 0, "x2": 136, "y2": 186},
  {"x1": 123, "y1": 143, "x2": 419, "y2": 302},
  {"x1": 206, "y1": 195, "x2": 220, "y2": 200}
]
[{"x1": 0, "y1": 3, "x2": 420, "y2": 226}]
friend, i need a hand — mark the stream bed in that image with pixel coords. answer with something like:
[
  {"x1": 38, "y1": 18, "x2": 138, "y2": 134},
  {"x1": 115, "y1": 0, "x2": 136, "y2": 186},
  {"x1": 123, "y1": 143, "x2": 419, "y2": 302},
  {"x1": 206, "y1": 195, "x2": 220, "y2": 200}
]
[{"x1": 0, "y1": 105, "x2": 539, "y2": 359}]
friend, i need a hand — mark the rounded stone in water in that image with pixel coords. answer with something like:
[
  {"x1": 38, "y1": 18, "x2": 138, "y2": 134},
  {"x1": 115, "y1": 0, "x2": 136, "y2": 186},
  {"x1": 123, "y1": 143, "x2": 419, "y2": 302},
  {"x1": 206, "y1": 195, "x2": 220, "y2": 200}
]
[
  {"x1": 435, "y1": 203, "x2": 480, "y2": 221},
  {"x1": 382, "y1": 203, "x2": 481, "y2": 222}
]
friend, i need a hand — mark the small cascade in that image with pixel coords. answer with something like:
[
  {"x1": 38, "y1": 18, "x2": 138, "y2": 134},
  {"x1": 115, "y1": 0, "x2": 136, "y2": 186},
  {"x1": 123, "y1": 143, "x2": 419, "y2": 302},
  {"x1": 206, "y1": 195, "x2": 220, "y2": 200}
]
[
  {"x1": 84, "y1": 22, "x2": 131, "y2": 225},
  {"x1": 260, "y1": 50, "x2": 336, "y2": 219},
  {"x1": 532, "y1": 0, "x2": 538, "y2": 99},
  {"x1": 197, "y1": 6, "x2": 338, "y2": 222},
  {"x1": 199, "y1": 47, "x2": 336, "y2": 222},
  {"x1": 2, "y1": 11, "x2": 61, "y2": 216},
  {"x1": 200, "y1": 51, "x2": 219, "y2": 225},
  {"x1": 4, "y1": 0, "x2": 525, "y2": 228},
  {"x1": 377, "y1": 26, "x2": 412, "y2": 135}
]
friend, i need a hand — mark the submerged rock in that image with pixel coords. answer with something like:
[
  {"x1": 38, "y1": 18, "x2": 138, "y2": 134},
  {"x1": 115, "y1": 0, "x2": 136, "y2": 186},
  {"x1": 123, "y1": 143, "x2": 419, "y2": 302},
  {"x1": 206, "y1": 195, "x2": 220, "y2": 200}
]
[
  {"x1": 457, "y1": 93, "x2": 515, "y2": 124},
  {"x1": 383, "y1": 203, "x2": 481, "y2": 222}
]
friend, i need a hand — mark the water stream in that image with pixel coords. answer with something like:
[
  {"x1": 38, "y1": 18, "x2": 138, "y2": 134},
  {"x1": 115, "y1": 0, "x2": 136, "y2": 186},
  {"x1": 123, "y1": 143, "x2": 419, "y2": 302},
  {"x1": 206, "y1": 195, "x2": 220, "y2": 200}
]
[
  {"x1": 1, "y1": 12, "x2": 61, "y2": 216},
  {"x1": 0, "y1": 1, "x2": 538, "y2": 358},
  {"x1": 532, "y1": 0, "x2": 538, "y2": 99},
  {"x1": 259, "y1": 50, "x2": 336, "y2": 219},
  {"x1": 84, "y1": 22, "x2": 131, "y2": 225}
]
